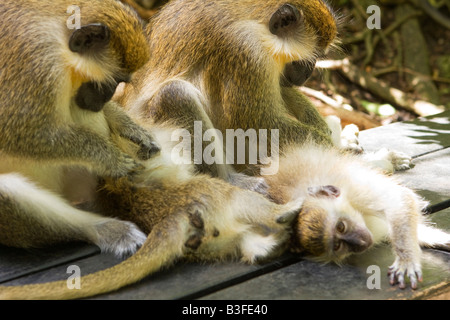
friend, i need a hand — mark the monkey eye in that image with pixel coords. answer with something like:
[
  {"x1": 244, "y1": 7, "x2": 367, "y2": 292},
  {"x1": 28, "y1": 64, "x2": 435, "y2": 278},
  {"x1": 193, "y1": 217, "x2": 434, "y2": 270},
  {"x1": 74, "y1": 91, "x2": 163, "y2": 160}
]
[
  {"x1": 336, "y1": 221, "x2": 346, "y2": 234},
  {"x1": 333, "y1": 240, "x2": 342, "y2": 251}
]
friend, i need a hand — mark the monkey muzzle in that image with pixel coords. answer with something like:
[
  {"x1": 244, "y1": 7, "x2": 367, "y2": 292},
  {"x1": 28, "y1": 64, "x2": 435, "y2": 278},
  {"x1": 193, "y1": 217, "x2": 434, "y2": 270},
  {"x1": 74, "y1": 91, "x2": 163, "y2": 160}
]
[
  {"x1": 339, "y1": 226, "x2": 373, "y2": 253},
  {"x1": 75, "y1": 81, "x2": 118, "y2": 112},
  {"x1": 281, "y1": 60, "x2": 316, "y2": 87}
]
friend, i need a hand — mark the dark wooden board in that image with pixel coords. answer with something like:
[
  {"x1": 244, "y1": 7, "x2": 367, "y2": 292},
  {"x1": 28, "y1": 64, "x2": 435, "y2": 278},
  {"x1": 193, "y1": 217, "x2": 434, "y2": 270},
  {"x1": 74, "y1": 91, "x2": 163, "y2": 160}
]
[
  {"x1": 0, "y1": 243, "x2": 98, "y2": 284},
  {"x1": 2, "y1": 251, "x2": 299, "y2": 300},
  {"x1": 359, "y1": 110, "x2": 450, "y2": 157},
  {"x1": 202, "y1": 248, "x2": 449, "y2": 300}
]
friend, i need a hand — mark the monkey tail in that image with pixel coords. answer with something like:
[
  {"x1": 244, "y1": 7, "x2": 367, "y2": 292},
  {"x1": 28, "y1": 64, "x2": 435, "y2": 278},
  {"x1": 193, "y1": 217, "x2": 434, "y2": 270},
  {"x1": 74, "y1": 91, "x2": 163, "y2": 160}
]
[{"x1": 0, "y1": 214, "x2": 187, "y2": 300}]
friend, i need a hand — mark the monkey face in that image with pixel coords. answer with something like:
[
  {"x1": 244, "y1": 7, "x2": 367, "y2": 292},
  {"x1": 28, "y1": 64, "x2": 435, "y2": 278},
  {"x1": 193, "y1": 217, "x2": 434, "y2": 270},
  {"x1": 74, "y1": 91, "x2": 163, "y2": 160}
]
[{"x1": 292, "y1": 185, "x2": 373, "y2": 264}]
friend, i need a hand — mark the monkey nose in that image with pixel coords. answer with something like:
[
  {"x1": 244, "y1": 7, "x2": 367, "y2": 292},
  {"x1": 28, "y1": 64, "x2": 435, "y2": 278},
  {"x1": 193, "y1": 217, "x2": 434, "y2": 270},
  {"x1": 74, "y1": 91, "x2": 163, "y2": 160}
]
[{"x1": 342, "y1": 231, "x2": 373, "y2": 253}]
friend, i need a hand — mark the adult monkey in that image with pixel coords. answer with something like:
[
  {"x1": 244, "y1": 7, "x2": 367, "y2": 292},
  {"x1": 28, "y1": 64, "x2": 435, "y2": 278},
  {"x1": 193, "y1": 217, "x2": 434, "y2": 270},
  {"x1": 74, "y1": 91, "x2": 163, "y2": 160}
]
[
  {"x1": 0, "y1": 0, "x2": 160, "y2": 257},
  {"x1": 118, "y1": 0, "x2": 339, "y2": 177}
]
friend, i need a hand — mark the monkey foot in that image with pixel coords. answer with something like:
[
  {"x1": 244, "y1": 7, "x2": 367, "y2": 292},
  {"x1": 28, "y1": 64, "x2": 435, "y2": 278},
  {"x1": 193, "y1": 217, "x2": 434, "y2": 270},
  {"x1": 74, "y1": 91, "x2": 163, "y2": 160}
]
[
  {"x1": 93, "y1": 219, "x2": 147, "y2": 258},
  {"x1": 184, "y1": 204, "x2": 206, "y2": 250}
]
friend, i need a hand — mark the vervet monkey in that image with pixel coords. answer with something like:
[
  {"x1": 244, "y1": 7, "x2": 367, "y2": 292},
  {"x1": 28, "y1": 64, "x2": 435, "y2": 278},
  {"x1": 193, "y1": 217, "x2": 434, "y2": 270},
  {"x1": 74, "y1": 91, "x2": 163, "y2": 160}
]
[
  {"x1": 0, "y1": 123, "x2": 303, "y2": 300},
  {"x1": 117, "y1": 0, "x2": 339, "y2": 177},
  {"x1": 117, "y1": 0, "x2": 413, "y2": 177},
  {"x1": 0, "y1": 0, "x2": 160, "y2": 257},
  {"x1": 264, "y1": 142, "x2": 450, "y2": 290}
]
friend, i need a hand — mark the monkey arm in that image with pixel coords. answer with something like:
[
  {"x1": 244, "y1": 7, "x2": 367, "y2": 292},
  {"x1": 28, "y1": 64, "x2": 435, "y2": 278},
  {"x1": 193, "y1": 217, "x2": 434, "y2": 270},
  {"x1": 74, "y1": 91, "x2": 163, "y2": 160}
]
[
  {"x1": 351, "y1": 176, "x2": 424, "y2": 290},
  {"x1": 0, "y1": 115, "x2": 141, "y2": 178},
  {"x1": 281, "y1": 87, "x2": 330, "y2": 131},
  {"x1": 264, "y1": 116, "x2": 333, "y2": 152},
  {"x1": 137, "y1": 80, "x2": 263, "y2": 191}
]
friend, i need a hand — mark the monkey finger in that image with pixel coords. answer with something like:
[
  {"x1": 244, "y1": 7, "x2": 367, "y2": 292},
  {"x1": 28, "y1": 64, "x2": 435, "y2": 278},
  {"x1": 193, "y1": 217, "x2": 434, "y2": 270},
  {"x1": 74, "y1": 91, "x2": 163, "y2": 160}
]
[
  {"x1": 136, "y1": 140, "x2": 161, "y2": 160},
  {"x1": 128, "y1": 163, "x2": 147, "y2": 178},
  {"x1": 388, "y1": 270, "x2": 398, "y2": 286},
  {"x1": 276, "y1": 199, "x2": 303, "y2": 224},
  {"x1": 388, "y1": 266, "x2": 404, "y2": 288},
  {"x1": 409, "y1": 269, "x2": 423, "y2": 290},
  {"x1": 397, "y1": 273, "x2": 406, "y2": 289},
  {"x1": 408, "y1": 272, "x2": 418, "y2": 290}
]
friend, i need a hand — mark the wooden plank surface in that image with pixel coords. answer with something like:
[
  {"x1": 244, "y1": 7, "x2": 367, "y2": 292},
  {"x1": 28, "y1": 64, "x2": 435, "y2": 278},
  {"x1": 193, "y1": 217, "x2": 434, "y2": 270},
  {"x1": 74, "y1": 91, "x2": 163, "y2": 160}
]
[
  {"x1": 359, "y1": 110, "x2": 450, "y2": 156},
  {"x1": 202, "y1": 245, "x2": 450, "y2": 300},
  {"x1": 0, "y1": 243, "x2": 98, "y2": 284}
]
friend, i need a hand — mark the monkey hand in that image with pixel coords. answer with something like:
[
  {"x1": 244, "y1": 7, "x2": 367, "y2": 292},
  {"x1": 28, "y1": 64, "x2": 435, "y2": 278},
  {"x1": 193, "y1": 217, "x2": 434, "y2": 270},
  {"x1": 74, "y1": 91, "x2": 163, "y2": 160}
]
[
  {"x1": 126, "y1": 130, "x2": 161, "y2": 161},
  {"x1": 228, "y1": 173, "x2": 269, "y2": 196},
  {"x1": 102, "y1": 151, "x2": 145, "y2": 179},
  {"x1": 388, "y1": 257, "x2": 423, "y2": 290}
]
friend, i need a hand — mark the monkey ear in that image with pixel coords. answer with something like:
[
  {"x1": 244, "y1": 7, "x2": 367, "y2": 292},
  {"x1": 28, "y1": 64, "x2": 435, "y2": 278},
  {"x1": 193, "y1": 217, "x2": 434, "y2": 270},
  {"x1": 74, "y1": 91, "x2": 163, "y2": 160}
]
[
  {"x1": 269, "y1": 4, "x2": 303, "y2": 36},
  {"x1": 308, "y1": 185, "x2": 341, "y2": 198},
  {"x1": 69, "y1": 24, "x2": 111, "y2": 54}
]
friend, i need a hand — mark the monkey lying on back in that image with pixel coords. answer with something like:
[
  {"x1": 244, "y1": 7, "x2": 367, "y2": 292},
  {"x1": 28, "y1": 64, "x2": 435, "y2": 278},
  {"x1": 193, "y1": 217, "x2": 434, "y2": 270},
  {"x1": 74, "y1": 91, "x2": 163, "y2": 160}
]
[
  {"x1": 0, "y1": 122, "x2": 303, "y2": 300},
  {"x1": 0, "y1": 0, "x2": 160, "y2": 257},
  {"x1": 265, "y1": 141, "x2": 450, "y2": 290}
]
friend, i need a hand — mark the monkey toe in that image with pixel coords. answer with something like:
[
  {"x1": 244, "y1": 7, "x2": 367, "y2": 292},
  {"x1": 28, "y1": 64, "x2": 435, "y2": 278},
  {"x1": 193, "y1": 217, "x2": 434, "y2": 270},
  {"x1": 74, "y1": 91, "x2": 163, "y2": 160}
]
[
  {"x1": 185, "y1": 234, "x2": 203, "y2": 250},
  {"x1": 229, "y1": 173, "x2": 269, "y2": 196},
  {"x1": 188, "y1": 210, "x2": 205, "y2": 230},
  {"x1": 183, "y1": 204, "x2": 206, "y2": 250}
]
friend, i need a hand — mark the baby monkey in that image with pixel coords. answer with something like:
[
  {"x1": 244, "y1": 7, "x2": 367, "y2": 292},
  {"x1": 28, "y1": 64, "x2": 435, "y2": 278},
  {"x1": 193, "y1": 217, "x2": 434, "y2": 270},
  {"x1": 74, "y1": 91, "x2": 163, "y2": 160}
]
[{"x1": 265, "y1": 142, "x2": 450, "y2": 290}]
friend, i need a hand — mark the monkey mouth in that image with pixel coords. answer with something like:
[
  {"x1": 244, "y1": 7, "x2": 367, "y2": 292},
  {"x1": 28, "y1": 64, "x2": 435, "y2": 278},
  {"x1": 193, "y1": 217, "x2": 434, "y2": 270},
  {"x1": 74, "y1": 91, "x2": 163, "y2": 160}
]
[{"x1": 280, "y1": 59, "x2": 316, "y2": 87}]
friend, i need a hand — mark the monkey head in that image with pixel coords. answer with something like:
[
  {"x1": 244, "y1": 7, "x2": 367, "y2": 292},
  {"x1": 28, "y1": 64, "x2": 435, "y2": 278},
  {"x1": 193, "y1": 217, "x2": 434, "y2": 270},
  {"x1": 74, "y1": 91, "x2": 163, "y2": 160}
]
[
  {"x1": 291, "y1": 185, "x2": 373, "y2": 264},
  {"x1": 67, "y1": 5, "x2": 149, "y2": 112},
  {"x1": 261, "y1": 1, "x2": 337, "y2": 86}
]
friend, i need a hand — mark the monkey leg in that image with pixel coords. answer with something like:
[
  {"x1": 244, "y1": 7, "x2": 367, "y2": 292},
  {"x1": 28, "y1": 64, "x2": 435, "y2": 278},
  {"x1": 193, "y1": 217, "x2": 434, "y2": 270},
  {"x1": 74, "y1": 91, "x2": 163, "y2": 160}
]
[
  {"x1": 0, "y1": 173, "x2": 146, "y2": 257},
  {"x1": 142, "y1": 79, "x2": 268, "y2": 194}
]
